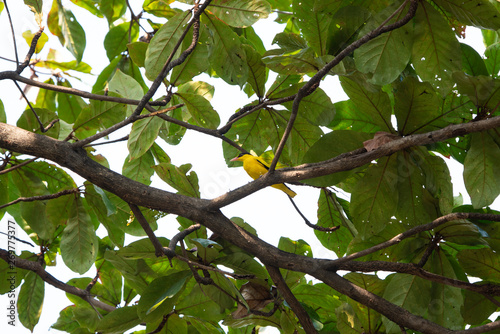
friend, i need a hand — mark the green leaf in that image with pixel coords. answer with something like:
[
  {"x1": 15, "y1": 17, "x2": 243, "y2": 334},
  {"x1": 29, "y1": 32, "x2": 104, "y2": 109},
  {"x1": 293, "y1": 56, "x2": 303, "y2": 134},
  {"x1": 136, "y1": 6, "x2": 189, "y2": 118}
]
[
  {"x1": 57, "y1": 80, "x2": 87, "y2": 123},
  {"x1": 73, "y1": 94, "x2": 127, "y2": 138},
  {"x1": 434, "y1": 0, "x2": 500, "y2": 30},
  {"x1": 70, "y1": 0, "x2": 102, "y2": 17},
  {"x1": 50, "y1": 2, "x2": 87, "y2": 62},
  {"x1": 128, "y1": 116, "x2": 163, "y2": 160},
  {"x1": 24, "y1": 0, "x2": 43, "y2": 25},
  {"x1": 278, "y1": 237, "x2": 311, "y2": 285},
  {"x1": 411, "y1": 2, "x2": 462, "y2": 94},
  {"x1": 127, "y1": 41, "x2": 148, "y2": 67},
  {"x1": 464, "y1": 132, "x2": 500, "y2": 208},
  {"x1": 108, "y1": 69, "x2": 144, "y2": 101},
  {"x1": 350, "y1": 155, "x2": 399, "y2": 238},
  {"x1": 0, "y1": 99, "x2": 6, "y2": 123},
  {"x1": 457, "y1": 248, "x2": 500, "y2": 283},
  {"x1": 104, "y1": 21, "x2": 139, "y2": 61},
  {"x1": 382, "y1": 274, "x2": 432, "y2": 333},
  {"x1": 60, "y1": 198, "x2": 98, "y2": 274},
  {"x1": 100, "y1": 0, "x2": 127, "y2": 25},
  {"x1": 153, "y1": 163, "x2": 200, "y2": 197},
  {"x1": 461, "y1": 43, "x2": 489, "y2": 76},
  {"x1": 262, "y1": 47, "x2": 318, "y2": 75},
  {"x1": 145, "y1": 11, "x2": 192, "y2": 80},
  {"x1": 424, "y1": 251, "x2": 464, "y2": 329},
  {"x1": 209, "y1": 0, "x2": 271, "y2": 28},
  {"x1": 301, "y1": 130, "x2": 371, "y2": 187},
  {"x1": 283, "y1": 86, "x2": 335, "y2": 126},
  {"x1": 22, "y1": 30, "x2": 48, "y2": 54},
  {"x1": 143, "y1": 0, "x2": 179, "y2": 18},
  {"x1": 214, "y1": 252, "x2": 268, "y2": 277},
  {"x1": 339, "y1": 77, "x2": 394, "y2": 133},
  {"x1": 463, "y1": 285, "x2": 499, "y2": 325},
  {"x1": 354, "y1": 2, "x2": 413, "y2": 85},
  {"x1": 242, "y1": 44, "x2": 266, "y2": 98},
  {"x1": 96, "y1": 305, "x2": 141, "y2": 334},
  {"x1": 138, "y1": 271, "x2": 191, "y2": 322},
  {"x1": 292, "y1": 0, "x2": 330, "y2": 56},
  {"x1": 123, "y1": 150, "x2": 155, "y2": 185},
  {"x1": 203, "y1": 12, "x2": 249, "y2": 87},
  {"x1": 485, "y1": 42, "x2": 500, "y2": 77},
  {"x1": 176, "y1": 92, "x2": 220, "y2": 129},
  {"x1": 35, "y1": 59, "x2": 92, "y2": 73},
  {"x1": 453, "y1": 72, "x2": 500, "y2": 109},
  {"x1": 18, "y1": 271, "x2": 44, "y2": 331},
  {"x1": 315, "y1": 190, "x2": 356, "y2": 257}
]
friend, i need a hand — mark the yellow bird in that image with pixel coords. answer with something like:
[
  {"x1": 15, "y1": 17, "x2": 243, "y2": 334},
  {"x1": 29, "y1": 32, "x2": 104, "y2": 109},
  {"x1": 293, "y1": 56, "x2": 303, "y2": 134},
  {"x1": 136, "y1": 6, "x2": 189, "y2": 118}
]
[{"x1": 231, "y1": 153, "x2": 297, "y2": 198}]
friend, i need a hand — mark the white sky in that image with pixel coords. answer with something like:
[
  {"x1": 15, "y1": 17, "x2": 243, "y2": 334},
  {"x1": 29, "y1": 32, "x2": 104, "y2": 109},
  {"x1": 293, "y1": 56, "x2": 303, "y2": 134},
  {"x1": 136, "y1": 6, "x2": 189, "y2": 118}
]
[{"x1": 0, "y1": 1, "x2": 493, "y2": 333}]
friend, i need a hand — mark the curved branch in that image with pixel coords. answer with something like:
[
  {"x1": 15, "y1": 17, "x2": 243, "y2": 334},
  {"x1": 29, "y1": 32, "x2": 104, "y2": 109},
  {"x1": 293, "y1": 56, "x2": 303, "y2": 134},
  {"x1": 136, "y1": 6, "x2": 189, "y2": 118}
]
[
  {"x1": 269, "y1": 0, "x2": 418, "y2": 172},
  {"x1": 0, "y1": 249, "x2": 115, "y2": 312},
  {"x1": 0, "y1": 188, "x2": 80, "y2": 210}
]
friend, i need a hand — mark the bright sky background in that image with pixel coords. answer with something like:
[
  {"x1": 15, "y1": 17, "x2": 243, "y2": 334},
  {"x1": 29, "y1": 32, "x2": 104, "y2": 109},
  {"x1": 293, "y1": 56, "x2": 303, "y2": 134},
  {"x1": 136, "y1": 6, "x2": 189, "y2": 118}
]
[{"x1": 0, "y1": 1, "x2": 492, "y2": 333}]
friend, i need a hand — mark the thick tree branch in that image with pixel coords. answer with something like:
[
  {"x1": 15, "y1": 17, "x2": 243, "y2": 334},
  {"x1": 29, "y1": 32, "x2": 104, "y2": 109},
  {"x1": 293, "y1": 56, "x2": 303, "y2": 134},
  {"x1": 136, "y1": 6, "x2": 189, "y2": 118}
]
[
  {"x1": 0, "y1": 249, "x2": 115, "y2": 312},
  {"x1": 266, "y1": 265, "x2": 318, "y2": 334}
]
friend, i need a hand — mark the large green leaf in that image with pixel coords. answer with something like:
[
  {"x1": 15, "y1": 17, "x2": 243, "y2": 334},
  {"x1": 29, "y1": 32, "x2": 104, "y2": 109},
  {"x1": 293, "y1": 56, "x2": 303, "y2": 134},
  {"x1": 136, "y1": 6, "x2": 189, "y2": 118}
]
[
  {"x1": 209, "y1": 0, "x2": 271, "y2": 28},
  {"x1": 57, "y1": 80, "x2": 87, "y2": 124},
  {"x1": 461, "y1": 43, "x2": 489, "y2": 77},
  {"x1": 354, "y1": 1, "x2": 413, "y2": 86},
  {"x1": 170, "y1": 25, "x2": 210, "y2": 86},
  {"x1": 339, "y1": 77, "x2": 394, "y2": 133},
  {"x1": 18, "y1": 271, "x2": 44, "y2": 332},
  {"x1": 104, "y1": 21, "x2": 139, "y2": 61},
  {"x1": 242, "y1": 44, "x2": 267, "y2": 98},
  {"x1": 143, "y1": 0, "x2": 180, "y2": 18},
  {"x1": 100, "y1": 0, "x2": 127, "y2": 25},
  {"x1": 463, "y1": 131, "x2": 500, "y2": 208},
  {"x1": 96, "y1": 305, "x2": 141, "y2": 334},
  {"x1": 60, "y1": 198, "x2": 98, "y2": 274},
  {"x1": 203, "y1": 12, "x2": 249, "y2": 87},
  {"x1": 153, "y1": 163, "x2": 200, "y2": 197},
  {"x1": 485, "y1": 42, "x2": 500, "y2": 77},
  {"x1": 350, "y1": 155, "x2": 399, "y2": 238},
  {"x1": 453, "y1": 72, "x2": 500, "y2": 109},
  {"x1": 122, "y1": 150, "x2": 155, "y2": 185},
  {"x1": 457, "y1": 248, "x2": 500, "y2": 283},
  {"x1": 434, "y1": 0, "x2": 500, "y2": 30},
  {"x1": 382, "y1": 274, "x2": 432, "y2": 333},
  {"x1": 176, "y1": 92, "x2": 220, "y2": 129},
  {"x1": 145, "y1": 11, "x2": 192, "y2": 80},
  {"x1": 283, "y1": 86, "x2": 335, "y2": 126},
  {"x1": 17, "y1": 107, "x2": 60, "y2": 139},
  {"x1": 49, "y1": 1, "x2": 86, "y2": 62},
  {"x1": 138, "y1": 271, "x2": 192, "y2": 322},
  {"x1": 463, "y1": 284, "x2": 499, "y2": 325},
  {"x1": 424, "y1": 251, "x2": 464, "y2": 329},
  {"x1": 278, "y1": 237, "x2": 311, "y2": 286},
  {"x1": 69, "y1": 0, "x2": 102, "y2": 17},
  {"x1": 292, "y1": 0, "x2": 330, "y2": 56},
  {"x1": 24, "y1": 0, "x2": 43, "y2": 25},
  {"x1": 315, "y1": 190, "x2": 357, "y2": 257},
  {"x1": 411, "y1": 2, "x2": 462, "y2": 94},
  {"x1": 128, "y1": 116, "x2": 163, "y2": 160}
]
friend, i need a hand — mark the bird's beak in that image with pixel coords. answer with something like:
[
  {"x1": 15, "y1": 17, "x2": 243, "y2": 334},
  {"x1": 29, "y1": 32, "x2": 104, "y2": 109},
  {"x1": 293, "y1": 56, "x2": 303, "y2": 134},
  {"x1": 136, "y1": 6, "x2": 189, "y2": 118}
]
[{"x1": 230, "y1": 156, "x2": 239, "y2": 162}]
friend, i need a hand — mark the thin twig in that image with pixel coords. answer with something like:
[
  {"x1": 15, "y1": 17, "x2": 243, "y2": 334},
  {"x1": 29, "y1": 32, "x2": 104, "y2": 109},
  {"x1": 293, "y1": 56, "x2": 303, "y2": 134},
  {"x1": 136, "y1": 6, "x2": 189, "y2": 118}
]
[
  {"x1": 0, "y1": 157, "x2": 37, "y2": 175},
  {"x1": 4, "y1": 0, "x2": 19, "y2": 67},
  {"x1": 165, "y1": 223, "x2": 202, "y2": 259},
  {"x1": 0, "y1": 248, "x2": 115, "y2": 312},
  {"x1": 0, "y1": 231, "x2": 35, "y2": 247},
  {"x1": 288, "y1": 195, "x2": 339, "y2": 232},
  {"x1": 326, "y1": 212, "x2": 500, "y2": 268},
  {"x1": 0, "y1": 188, "x2": 80, "y2": 210}
]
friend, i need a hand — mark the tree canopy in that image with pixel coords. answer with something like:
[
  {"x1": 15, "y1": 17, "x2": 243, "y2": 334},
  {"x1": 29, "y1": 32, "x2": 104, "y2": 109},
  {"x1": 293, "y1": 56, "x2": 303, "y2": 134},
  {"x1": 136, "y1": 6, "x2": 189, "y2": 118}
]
[{"x1": 1, "y1": 0, "x2": 500, "y2": 333}]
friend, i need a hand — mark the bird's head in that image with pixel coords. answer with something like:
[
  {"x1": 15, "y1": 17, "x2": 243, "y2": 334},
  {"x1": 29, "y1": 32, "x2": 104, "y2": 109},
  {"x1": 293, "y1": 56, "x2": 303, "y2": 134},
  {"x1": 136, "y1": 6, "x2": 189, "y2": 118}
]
[{"x1": 230, "y1": 153, "x2": 250, "y2": 162}]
